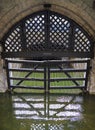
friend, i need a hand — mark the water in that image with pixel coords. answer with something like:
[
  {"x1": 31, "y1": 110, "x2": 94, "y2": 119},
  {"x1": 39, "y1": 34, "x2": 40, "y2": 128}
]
[{"x1": 0, "y1": 93, "x2": 95, "y2": 130}]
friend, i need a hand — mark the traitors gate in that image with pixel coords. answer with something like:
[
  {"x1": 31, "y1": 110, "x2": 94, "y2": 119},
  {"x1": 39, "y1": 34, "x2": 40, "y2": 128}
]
[
  {"x1": 5, "y1": 59, "x2": 90, "y2": 92},
  {"x1": 1, "y1": 10, "x2": 94, "y2": 93}
]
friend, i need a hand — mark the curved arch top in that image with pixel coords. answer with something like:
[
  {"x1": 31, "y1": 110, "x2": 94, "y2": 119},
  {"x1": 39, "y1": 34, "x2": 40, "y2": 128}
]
[{"x1": 1, "y1": 10, "x2": 94, "y2": 58}]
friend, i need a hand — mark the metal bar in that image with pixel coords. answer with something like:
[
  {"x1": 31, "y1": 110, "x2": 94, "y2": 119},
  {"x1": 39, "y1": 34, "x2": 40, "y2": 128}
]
[
  {"x1": 48, "y1": 66, "x2": 50, "y2": 92},
  {"x1": 50, "y1": 77, "x2": 85, "y2": 82},
  {"x1": 44, "y1": 94, "x2": 47, "y2": 117},
  {"x1": 16, "y1": 64, "x2": 39, "y2": 85},
  {"x1": 69, "y1": 22, "x2": 75, "y2": 50},
  {"x1": 50, "y1": 69, "x2": 86, "y2": 72},
  {"x1": 10, "y1": 85, "x2": 44, "y2": 89},
  {"x1": 5, "y1": 60, "x2": 11, "y2": 90},
  {"x1": 9, "y1": 68, "x2": 44, "y2": 72},
  {"x1": 10, "y1": 77, "x2": 44, "y2": 81},
  {"x1": 20, "y1": 21, "x2": 27, "y2": 51},
  {"x1": 44, "y1": 67, "x2": 47, "y2": 92},
  {"x1": 58, "y1": 65, "x2": 80, "y2": 86},
  {"x1": 84, "y1": 60, "x2": 90, "y2": 91},
  {"x1": 5, "y1": 59, "x2": 45, "y2": 64},
  {"x1": 4, "y1": 58, "x2": 89, "y2": 64},
  {"x1": 45, "y1": 10, "x2": 50, "y2": 51},
  {"x1": 2, "y1": 51, "x2": 93, "y2": 59},
  {"x1": 50, "y1": 86, "x2": 85, "y2": 89},
  {"x1": 46, "y1": 66, "x2": 49, "y2": 92},
  {"x1": 48, "y1": 59, "x2": 89, "y2": 64}
]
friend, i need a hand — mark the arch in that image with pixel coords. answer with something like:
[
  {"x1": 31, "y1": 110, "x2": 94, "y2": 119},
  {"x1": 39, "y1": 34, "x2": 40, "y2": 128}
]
[
  {"x1": 0, "y1": 1, "x2": 95, "y2": 40},
  {"x1": 1, "y1": 10, "x2": 94, "y2": 59}
]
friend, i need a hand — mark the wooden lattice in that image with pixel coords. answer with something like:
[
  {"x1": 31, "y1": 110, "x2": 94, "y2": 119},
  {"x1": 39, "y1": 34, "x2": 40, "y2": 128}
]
[
  {"x1": 31, "y1": 124, "x2": 45, "y2": 130},
  {"x1": 74, "y1": 28, "x2": 91, "y2": 52},
  {"x1": 49, "y1": 13, "x2": 70, "y2": 51},
  {"x1": 4, "y1": 26, "x2": 22, "y2": 52},
  {"x1": 48, "y1": 124, "x2": 64, "y2": 130},
  {"x1": 1, "y1": 10, "x2": 93, "y2": 58},
  {"x1": 25, "y1": 14, "x2": 46, "y2": 51}
]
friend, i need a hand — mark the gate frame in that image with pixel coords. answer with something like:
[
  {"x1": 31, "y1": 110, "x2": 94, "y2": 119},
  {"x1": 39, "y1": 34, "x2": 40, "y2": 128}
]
[{"x1": 5, "y1": 59, "x2": 90, "y2": 93}]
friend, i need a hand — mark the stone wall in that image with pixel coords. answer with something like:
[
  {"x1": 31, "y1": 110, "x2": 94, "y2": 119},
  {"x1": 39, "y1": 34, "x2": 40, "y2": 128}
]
[
  {"x1": 0, "y1": 0, "x2": 95, "y2": 93},
  {"x1": 0, "y1": 59, "x2": 7, "y2": 92},
  {"x1": 89, "y1": 58, "x2": 95, "y2": 94},
  {"x1": 0, "y1": 0, "x2": 95, "y2": 39}
]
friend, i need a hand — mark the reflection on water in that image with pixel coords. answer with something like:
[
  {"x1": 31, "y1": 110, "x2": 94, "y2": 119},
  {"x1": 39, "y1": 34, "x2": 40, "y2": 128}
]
[
  {"x1": 0, "y1": 94, "x2": 95, "y2": 130},
  {"x1": 13, "y1": 94, "x2": 83, "y2": 121}
]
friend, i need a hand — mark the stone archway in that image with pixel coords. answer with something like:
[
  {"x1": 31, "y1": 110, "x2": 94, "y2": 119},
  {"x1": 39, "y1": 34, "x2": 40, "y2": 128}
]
[
  {"x1": 0, "y1": 10, "x2": 94, "y2": 93},
  {"x1": 0, "y1": 1, "x2": 95, "y2": 93}
]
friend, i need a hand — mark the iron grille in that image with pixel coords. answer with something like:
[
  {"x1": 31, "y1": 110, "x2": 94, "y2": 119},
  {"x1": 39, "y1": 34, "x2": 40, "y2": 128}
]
[{"x1": 1, "y1": 10, "x2": 94, "y2": 58}]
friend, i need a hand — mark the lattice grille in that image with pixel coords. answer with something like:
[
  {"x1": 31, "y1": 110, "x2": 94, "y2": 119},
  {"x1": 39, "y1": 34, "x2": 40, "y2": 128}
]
[
  {"x1": 4, "y1": 27, "x2": 22, "y2": 52},
  {"x1": 2, "y1": 10, "x2": 93, "y2": 58},
  {"x1": 25, "y1": 14, "x2": 46, "y2": 51},
  {"x1": 49, "y1": 14, "x2": 70, "y2": 51},
  {"x1": 31, "y1": 123, "x2": 70, "y2": 130},
  {"x1": 49, "y1": 124, "x2": 64, "y2": 130},
  {"x1": 31, "y1": 124, "x2": 45, "y2": 130},
  {"x1": 74, "y1": 28, "x2": 91, "y2": 52}
]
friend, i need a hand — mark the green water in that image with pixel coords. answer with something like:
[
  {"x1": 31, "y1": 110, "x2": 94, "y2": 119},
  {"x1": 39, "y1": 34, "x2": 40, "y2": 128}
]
[{"x1": 0, "y1": 93, "x2": 95, "y2": 130}]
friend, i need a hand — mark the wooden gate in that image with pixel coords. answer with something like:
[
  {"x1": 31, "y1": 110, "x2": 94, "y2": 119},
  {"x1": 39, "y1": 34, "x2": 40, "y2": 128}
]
[{"x1": 5, "y1": 59, "x2": 90, "y2": 92}]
